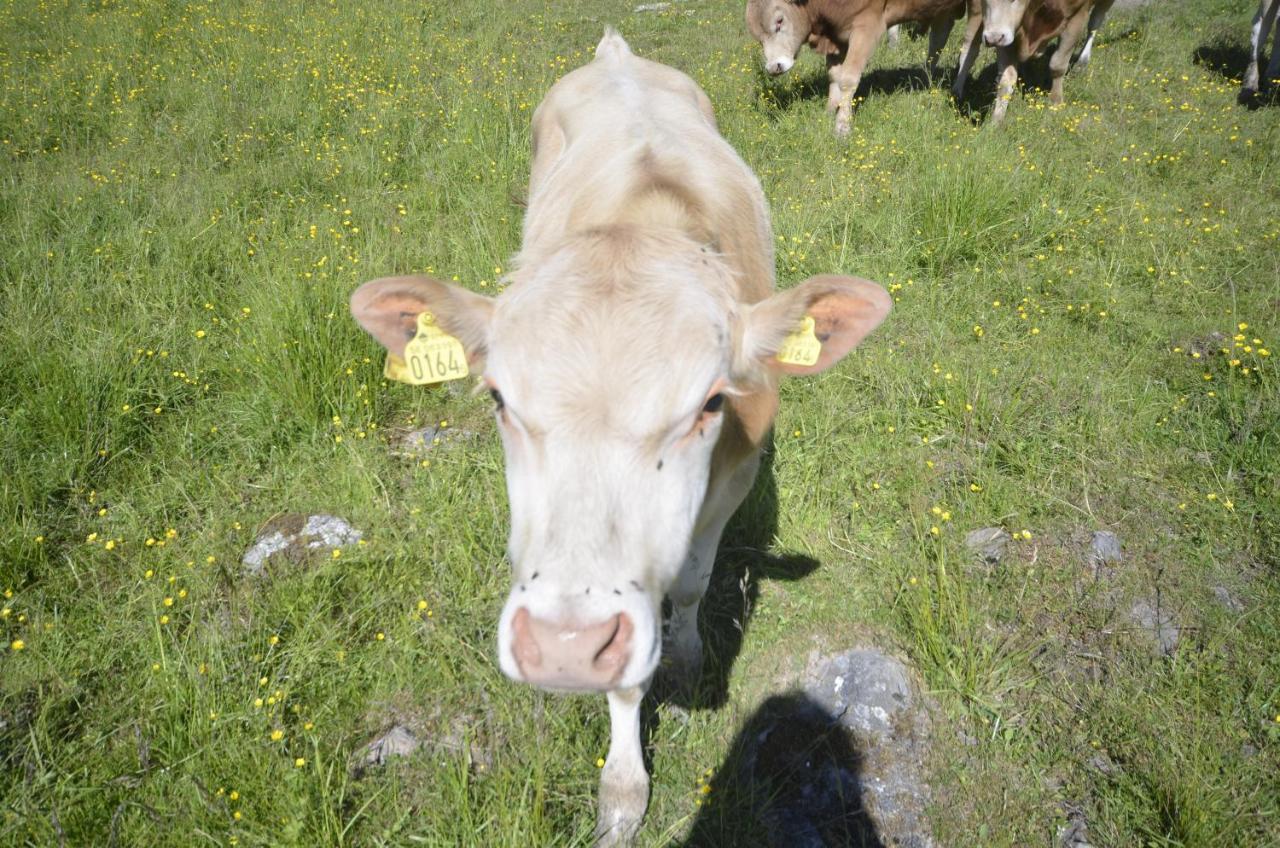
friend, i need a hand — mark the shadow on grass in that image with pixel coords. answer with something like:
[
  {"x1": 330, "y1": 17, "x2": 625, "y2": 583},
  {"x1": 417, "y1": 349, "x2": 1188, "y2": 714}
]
[
  {"x1": 756, "y1": 64, "x2": 945, "y2": 119},
  {"x1": 1193, "y1": 38, "x2": 1280, "y2": 109},
  {"x1": 679, "y1": 693, "x2": 885, "y2": 847}
]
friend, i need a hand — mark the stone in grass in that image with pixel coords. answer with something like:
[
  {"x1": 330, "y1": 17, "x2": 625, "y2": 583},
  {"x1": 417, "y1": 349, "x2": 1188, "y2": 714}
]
[
  {"x1": 1212, "y1": 585, "x2": 1245, "y2": 612},
  {"x1": 242, "y1": 513, "x2": 363, "y2": 576},
  {"x1": 362, "y1": 725, "x2": 420, "y2": 769},
  {"x1": 965, "y1": 527, "x2": 1012, "y2": 564},
  {"x1": 1090, "y1": 531, "x2": 1122, "y2": 564},
  {"x1": 390, "y1": 425, "x2": 476, "y2": 458},
  {"x1": 1057, "y1": 801, "x2": 1094, "y2": 848},
  {"x1": 1128, "y1": 599, "x2": 1180, "y2": 657}
]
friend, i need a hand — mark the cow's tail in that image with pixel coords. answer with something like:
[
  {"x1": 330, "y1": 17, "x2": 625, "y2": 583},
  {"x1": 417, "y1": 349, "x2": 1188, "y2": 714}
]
[{"x1": 596, "y1": 27, "x2": 632, "y2": 62}]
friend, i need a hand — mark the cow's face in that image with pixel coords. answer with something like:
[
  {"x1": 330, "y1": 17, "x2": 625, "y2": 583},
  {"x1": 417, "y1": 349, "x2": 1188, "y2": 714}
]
[
  {"x1": 982, "y1": 0, "x2": 1031, "y2": 47},
  {"x1": 746, "y1": 0, "x2": 809, "y2": 75},
  {"x1": 351, "y1": 233, "x2": 890, "y2": 694}
]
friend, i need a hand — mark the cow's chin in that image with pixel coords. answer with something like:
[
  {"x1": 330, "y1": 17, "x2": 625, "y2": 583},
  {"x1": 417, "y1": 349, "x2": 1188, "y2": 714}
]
[{"x1": 495, "y1": 588, "x2": 662, "y2": 694}]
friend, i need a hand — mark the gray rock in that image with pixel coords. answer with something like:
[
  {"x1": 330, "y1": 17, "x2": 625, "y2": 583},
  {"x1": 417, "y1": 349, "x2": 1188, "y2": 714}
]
[
  {"x1": 363, "y1": 725, "x2": 420, "y2": 767},
  {"x1": 1058, "y1": 801, "x2": 1093, "y2": 847},
  {"x1": 242, "y1": 513, "x2": 363, "y2": 575},
  {"x1": 1129, "y1": 599, "x2": 1180, "y2": 657},
  {"x1": 965, "y1": 527, "x2": 1012, "y2": 564},
  {"x1": 1090, "y1": 532, "x2": 1123, "y2": 564},
  {"x1": 1087, "y1": 752, "x2": 1120, "y2": 777},
  {"x1": 808, "y1": 649, "x2": 913, "y2": 738},
  {"x1": 1212, "y1": 585, "x2": 1244, "y2": 612},
  {"x1": 391, "y1": 425, "x2": 475, "y2": 457}
]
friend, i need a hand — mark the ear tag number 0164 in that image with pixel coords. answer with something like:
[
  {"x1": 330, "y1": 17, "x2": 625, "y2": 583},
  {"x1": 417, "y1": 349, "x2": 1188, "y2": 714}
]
[
  {"x1": 775, "y1": 315, "x2": 821, "y2": 367},
  {"x1": 384, "y1": 311, "x2": 469, "y2": 385}
]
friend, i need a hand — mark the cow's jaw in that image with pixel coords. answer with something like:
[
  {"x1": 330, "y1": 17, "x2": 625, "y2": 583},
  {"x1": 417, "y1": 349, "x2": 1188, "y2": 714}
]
[
  {"x1": 487, "y1": 232, "x2": 736, "y2": 693},
  {"x1": 982, "y1": 0, "x2": 1030, "y2": 47}
]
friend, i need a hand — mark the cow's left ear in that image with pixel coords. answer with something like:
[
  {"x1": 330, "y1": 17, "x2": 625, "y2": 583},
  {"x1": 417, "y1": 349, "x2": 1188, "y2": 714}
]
[
  {"x1": 350, "y1": 274, "x2": 495, "y2": 368},
  {"x1": 740, "y1": 274, "x2": 891, "y2": 377}
]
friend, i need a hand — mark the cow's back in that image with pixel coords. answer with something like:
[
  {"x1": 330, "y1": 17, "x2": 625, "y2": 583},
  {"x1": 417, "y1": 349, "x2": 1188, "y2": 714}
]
[{"x1": 522, "y1": 32, "x2": 775, "y2": 305}]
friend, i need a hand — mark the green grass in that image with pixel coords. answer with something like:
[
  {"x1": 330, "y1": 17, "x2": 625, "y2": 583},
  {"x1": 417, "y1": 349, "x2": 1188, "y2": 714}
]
[{"x1": 2, "y1": 0, "x2": 1278, "y2": 844}]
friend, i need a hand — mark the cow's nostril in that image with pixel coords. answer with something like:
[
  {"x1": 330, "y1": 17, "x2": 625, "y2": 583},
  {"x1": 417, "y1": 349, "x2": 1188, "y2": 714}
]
[
  {"x1": 593, "y1": 613, "x2": 633, "y2": 676},
  {"x1": 511, "y1": 607, "x2": 543, "y2": 670}
]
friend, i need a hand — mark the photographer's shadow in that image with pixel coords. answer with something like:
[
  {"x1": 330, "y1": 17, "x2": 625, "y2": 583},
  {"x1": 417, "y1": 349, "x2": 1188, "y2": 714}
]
[{"x1": 680, "y1": 693, "x2": 886, "y2": 847}]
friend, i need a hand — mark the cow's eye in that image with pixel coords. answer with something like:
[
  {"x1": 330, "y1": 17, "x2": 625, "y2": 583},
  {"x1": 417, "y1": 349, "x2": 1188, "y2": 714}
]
[
  {"x1": 703, "y1": 393, "x2": 725, "y2": 414},
  {"x1": 489, "y1": 388, "x2": 505, "y2": 413}
]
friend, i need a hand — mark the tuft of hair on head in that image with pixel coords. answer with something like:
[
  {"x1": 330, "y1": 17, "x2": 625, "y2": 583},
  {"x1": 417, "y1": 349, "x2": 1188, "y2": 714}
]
[{"x1": 596, "y1": 27, "x2": 632, "y2": 60}]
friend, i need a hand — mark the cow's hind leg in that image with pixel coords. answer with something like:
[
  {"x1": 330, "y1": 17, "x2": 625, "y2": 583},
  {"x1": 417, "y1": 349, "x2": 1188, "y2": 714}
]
[
  {"x1": 1243, "y1": 1, "x2": 1272, "y2": 94},
  {"x1": 829, "y1": 25, "x2": 883, "y2": 136},
  {"x1": 596, "y1": 686, "x2": 648, "y2": 847},
  {"x1": 1074, "y1": 0, "x2": 1114, "y2": 70},
  {"x1": 1264, "y1": 0, "x2": 1280, "y2": 91},
  {"x1": 1048, "y1": 9, "x2": 1090, "y2": 104}
]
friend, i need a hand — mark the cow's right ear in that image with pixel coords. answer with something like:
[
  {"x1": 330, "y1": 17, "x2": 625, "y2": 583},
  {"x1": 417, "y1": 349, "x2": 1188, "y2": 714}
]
[{"x1": 350, "y1": 275, "x2": 495, "y2": 367}]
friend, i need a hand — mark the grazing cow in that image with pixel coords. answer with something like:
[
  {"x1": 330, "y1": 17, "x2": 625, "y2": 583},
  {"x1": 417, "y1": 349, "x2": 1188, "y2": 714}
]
[
  {"x1": 1242, "y1": 0, "x2": 1280, "y2": 99},
  {"x1": 351, "y1": 30, "x2": 891, "y2": 845},
  {"x1": 746, "y1": 0, "x2": 985, "y2": 135},
  {"x1": 977, "y1": 0, "x2": 1116, "y2": 123}
]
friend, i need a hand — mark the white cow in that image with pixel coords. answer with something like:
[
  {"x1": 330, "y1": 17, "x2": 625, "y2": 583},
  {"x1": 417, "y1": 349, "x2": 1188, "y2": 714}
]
[
  {"x1": 1243, "y1": 0, "x2": 1280, "y2": 99},
  {"x1": 351, "y1": 30, "x2": 891, "y2": 844}
]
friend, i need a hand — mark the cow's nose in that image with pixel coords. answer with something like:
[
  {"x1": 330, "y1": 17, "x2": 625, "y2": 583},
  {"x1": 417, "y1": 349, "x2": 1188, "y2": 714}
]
[
  {"x1": 510, "y1": 608, "x2": 633, "y2": 691},
  {"x1": 765, "y1": 58, "x2": 791, "y2": 75},
  {"x1": 983, "y1": 29, "x2": 1013, "y2": 47}
]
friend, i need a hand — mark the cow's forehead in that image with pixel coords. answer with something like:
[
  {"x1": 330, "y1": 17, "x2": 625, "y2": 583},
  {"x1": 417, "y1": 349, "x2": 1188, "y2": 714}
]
[{"x1": 487, "y1": 233, "x2": 734, "y2": 435}]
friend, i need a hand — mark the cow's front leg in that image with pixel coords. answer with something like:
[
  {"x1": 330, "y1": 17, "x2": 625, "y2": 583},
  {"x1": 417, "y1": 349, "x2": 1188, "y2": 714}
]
[
  {"x1": 952, "y1": 9, "x2": 983, "y2": 99},
  {"x1": 991, "y1": 46, "x2": 1018, "y2": 124},
  {"x1": 595, "y1": 686, "x2": 648, "y2": 847},
  {"x1": 926, "y1": 14, "x2": 957, "y2": 78},
  {"x1": 829, "y1": 26, "x2": 881, "y2": 136},
  {"x1": 665, "y1": 518, "x2": 730, "y2": 692}
]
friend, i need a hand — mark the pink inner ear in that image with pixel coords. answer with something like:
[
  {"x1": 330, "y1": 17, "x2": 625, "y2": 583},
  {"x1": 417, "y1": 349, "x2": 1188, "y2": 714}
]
[{"x1": 771, "y1": 281, "x2": 891, "y2": 377}]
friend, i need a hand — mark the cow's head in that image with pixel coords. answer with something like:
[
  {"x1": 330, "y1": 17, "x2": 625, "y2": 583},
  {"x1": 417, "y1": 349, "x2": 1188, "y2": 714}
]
[
  {"x1": 745, "y1": 0, "x2": 810, "y2": 75},
  {"x1": 352, "y1": 229, "x2": 890, "y2": 693},
  {"x1": 982, "y1": 0, "x2": 1032, "y2": 47}
]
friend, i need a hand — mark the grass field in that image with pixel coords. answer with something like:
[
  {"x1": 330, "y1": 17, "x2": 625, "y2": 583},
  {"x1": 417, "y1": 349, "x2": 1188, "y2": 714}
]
[{"x1": 2, "y1": 0, "x2": 1279, "y2": 844}]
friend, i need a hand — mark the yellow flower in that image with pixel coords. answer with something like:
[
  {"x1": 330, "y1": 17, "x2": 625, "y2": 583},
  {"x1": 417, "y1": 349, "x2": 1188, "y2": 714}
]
[
  {"x1": 268, "y1": 635, "x2": 279, "y2": 645},
  {"x1": 10, "y1": 639, "x2": 24, "y2": 651},
  {"x1": 294, "y1": 758, "x2": 306, "y2": 768},
  {"x1": 163, "y1": 597, "x2": 174, "y2": 607},
  {"x1": 270, "y1": 730, "x2": 284, "y2": 742},
  {"x1": 375, "y1": 632, "x2": 385, "y2": 641},
  {"x1": 159, "y1": 615, "x2": 169, "y2": 625},
  {"x1": 595, "y1": 757, "x2": 605, "y2": 768},
  {"x1": 417, "y1": 600, "x2": 428, "y2": 611}
]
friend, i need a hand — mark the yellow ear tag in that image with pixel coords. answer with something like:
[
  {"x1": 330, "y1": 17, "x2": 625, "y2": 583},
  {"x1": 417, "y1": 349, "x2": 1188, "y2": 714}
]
[
  {"x1": 383, "y1": 311, "x2": 469, "y2": 385},
  {"x1": 775, "y1": 315, "x2": 822, "y2": 367}
]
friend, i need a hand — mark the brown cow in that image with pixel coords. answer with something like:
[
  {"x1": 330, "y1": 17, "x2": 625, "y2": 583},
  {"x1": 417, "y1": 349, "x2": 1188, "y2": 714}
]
[
  {"x1": 350, "y1": 30, "x2": 891, "y2": 844},
  {"x1": 978, "y1": 0, "x2": 1116, "y2": 122},
  {"x1": 746, "y1": 0, "x2": 985, "y2": 135}
]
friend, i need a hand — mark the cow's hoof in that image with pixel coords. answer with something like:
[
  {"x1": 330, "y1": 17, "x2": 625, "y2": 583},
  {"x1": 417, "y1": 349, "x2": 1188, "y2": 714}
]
[
  {"x1": 595, "y1": 771, "x2": 648, "y2": 847},
  {"x1": 951, "y1": 83, "x2": 966, "y2": 100},
  {"x1": 834, "y1": 119, "x2": 851, "y2": 138}
]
